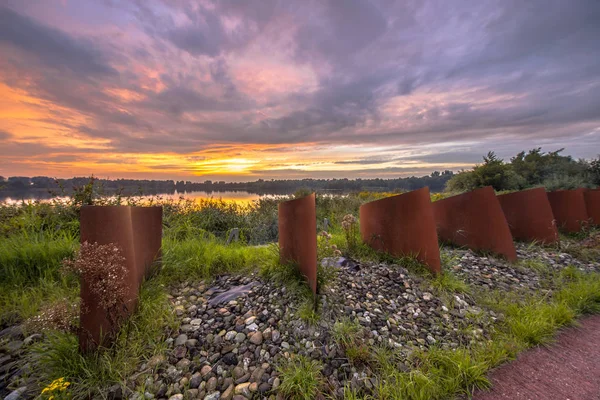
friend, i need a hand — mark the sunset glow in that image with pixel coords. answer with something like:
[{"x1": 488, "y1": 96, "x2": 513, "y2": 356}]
[{"x1": 1, "y1": 1, "x2": 599, "y2": 181}]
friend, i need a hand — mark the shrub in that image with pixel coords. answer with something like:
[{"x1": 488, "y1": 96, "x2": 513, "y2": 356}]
[{"x1": 61, "y1": 242, "x2": 130, "y2": 341}]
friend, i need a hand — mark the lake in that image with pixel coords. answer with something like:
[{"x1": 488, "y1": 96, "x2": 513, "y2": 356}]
[{"x1": 0, "y1": 190, "x2": 275, "y2": 205}]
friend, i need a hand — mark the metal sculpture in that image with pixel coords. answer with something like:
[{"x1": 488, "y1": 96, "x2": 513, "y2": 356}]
[
  {"x1": 583, "y1": 189, "x2": 600, "y2": 226},
  {"x1": 546, "y1": 189, "x2": 589, "y2": 233},
  {"x1": 79, "y1": 205, "x2": 162, "y2": 351},
  {"x1": 278, "y1": 194, "x2": 318, "y2": 295},
  {"x1": 497, "y1": 187, "x2": 559, "y2": 244},
  {"x1": 432, "y1": 186, "x2": 517, "y2": 261},
  {"x1": 359, "y1": 187, "x2": 441, "y2": 274}
]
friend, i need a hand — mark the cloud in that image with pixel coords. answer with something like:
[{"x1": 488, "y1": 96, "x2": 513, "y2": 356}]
[
  {"x1": 0, "y1": 0, "x2": 599, "y2": 180},
  {"x1": 0, "y1": 6, "x2": 117, "y2": 77},
  {"x1": 0, "y1": 130, "x2": 11, "y2": 141}
]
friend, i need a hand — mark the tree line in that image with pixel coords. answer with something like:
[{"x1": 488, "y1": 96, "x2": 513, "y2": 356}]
[
  {"x1": 0, "y1": 171, "x2": 455, "y2": 195},
  {"x1": 445, "y1": 148, "x2": 600, "y2": 192}
]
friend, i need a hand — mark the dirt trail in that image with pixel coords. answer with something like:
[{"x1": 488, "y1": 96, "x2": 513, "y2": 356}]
[{"x1": 474, "y1": 314, "x2": 600, "y2": 400}]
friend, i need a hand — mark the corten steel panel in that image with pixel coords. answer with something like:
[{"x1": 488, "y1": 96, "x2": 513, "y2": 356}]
[
  {"x1": 131, "y1": 206, "x2": 163, "y2": 280},
  {"x1": 497, "y1": 188, "x2": 559, "y2": 244},
  {"x1": 583, "y1": 189, "x2": 600, "y2": 226},
  {"x1": 547, "y1": 189, "x2": 589, "y2": 233},
  {"x1": 278, "y1": 194, "x2": 318, "y2": 295},
  {"x1": 359, "y1": 187, "x2": 441, "y2": 275},
  {"x1": 79, "y1": 206, "x2": 162, "y2": 351},
  {"x1": 432, "y1": 186, "x2": 517, "y2": 261}
]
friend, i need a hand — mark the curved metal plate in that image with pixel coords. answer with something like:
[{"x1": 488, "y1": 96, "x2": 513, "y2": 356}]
[
  {"x1": 79, "y1": 205, "x2": 162, "y2": 351},
  {"x1": 583, "y1": 189, "x2": 600, "y2": 226},
  {"x1": 359, "y1": 187, "x2": 441, "y2": 274},
  {"x1": 278, "y1": 194, "x2": 318, "y2": 295},
  {"x1": 547, "y1": 189, "x2": 589, "y2": 233},
  {"x1": 497, "y1": 187, "x2": 559, "y2": 244},
  {"x1": 432, "y1": 186, "x2": 517, "y2": 261}
]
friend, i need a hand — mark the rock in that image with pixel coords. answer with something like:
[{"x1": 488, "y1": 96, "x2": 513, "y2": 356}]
[
  {"x1": 234, "y1": 382, "x2": 251, "y2": 397},
  {"x1": 246, "y1": 323, "x2": 259, "y2": 332},
  {"x1": 206, "y1": 377, "x2": 218, "y2": 392},
  {"x1": 169, "y1": 395, "x2": 183, "y2": 400},
  {"x1": 249, "y1": 331, "x2": 263, "y2": 345},
  {"x1": 148, "y1": 354, "x2": 166, "y2": 368},
  {"x1": 175, "y1": 334, "x2": 188, "y2": 347},
  {"x1": 272, "y1": 378, "x2": 280, "y2": 390},
  {"x1": 4, "y1": 387, "x2": 27, "y2": 400},
  {"x1": 225, "y1": 331, "x2": 237, "y2": 341},
  {"x1": 222, "y1": 352, "x2": 238, "y2": 366},
  {"x1": 201, "y1": 365, "x2": 212, "y2": 377},
  {"x1": 221, "y1": 384, "x2": 234, "y2": 400},
  {"x1": 234, "y1": 333, "x2": 246, "y2": 343},
  {"x1": 108, "y1": 384, "x2": 123, "y2": 400},
  {"x1": 249, "y1": 382, "x2": 258, "y2": 392},
  {"x1": 271, "y1": 330, "x2": 281, "y2": 342},
  {"x1": 190, "y1": 373, "x2": 202, "y2": 389},
  {"x1": 244, "y1": 316, "x2": 257, "y2": 325},
  {"x1": 258, "y1": 382, "x2": 271, "y2": 394},
  {"x1": 204, "y1": 391, "x2": 221, "y2": 400},
  {"x1": 232, "y1": 366, "x2": 245, "y2": 379}
]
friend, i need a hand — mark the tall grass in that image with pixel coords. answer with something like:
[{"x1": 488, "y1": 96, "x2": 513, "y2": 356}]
[
  {"x1": 32, "y1": 280, "x2": 177, "y2": 398},
  {"x1": 161, "y1": 237, "x2": 277, "y2": 284}
]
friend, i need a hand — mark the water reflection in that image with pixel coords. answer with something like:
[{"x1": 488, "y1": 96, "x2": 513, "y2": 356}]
[{"x1": 1, "y1": 190, "x2": 271, "y2": 205}]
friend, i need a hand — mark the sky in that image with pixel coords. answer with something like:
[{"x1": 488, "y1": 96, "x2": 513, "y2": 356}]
[{"x1": 0, "y1": 0, "x2": 599, "y2": 182}]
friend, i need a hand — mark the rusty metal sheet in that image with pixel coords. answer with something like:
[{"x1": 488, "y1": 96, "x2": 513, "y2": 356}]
[
  {"x1": 547, "y1": 189, "x2": 589, "y2": 233},
  {"x1": 79, "y1": 205, "x2": 162, "y2": 351},
  {"x1": 497, "y1": 188, "x2": 559, "y2": 245},
  {"x1": 432, "y1": 186, "x2": 517, "y2": 261},
  {"x1": 278, "y1": 194, "x2": 318, "y2": 295},
  {"x1": 131, "y1": 206, "x2": 163, "y2": 280},
  {"x1": 359, "y1": 187, "x2": 441, "y2": 274},
  {"x1": 583, "y1": 189, "x2": 600, "y2": 226}
]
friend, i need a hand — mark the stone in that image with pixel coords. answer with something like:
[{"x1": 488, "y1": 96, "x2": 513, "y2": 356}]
[
  {"x1": 201, "y1": 365, "x2": 213, "y2": 376},
  {"x1": 271, "y1": 330, "x2": 281, "y2": 342},
  {"x1": 175, "y1": 334, "x2": 188, "y2": 347},
  {"x1": 206, "y1": 377, "x2": 218, "y2": 392},
  {"x1": 221, "y1": 384, "x2": 234, "y2": 400},
  {"x1": 222, "y1": 352, "x2": 238, "y2": 366},
  {"x1": 249, "y1": 382, "x2": 258, "y2": 393},
  {"x1": 204, "y1": 391, "x2": 221, "y2": 400},
  {"x1": 190, "y1": 373, "x2": 202, "y2": 389},
  {"x1": 225, "y1": 331, "x2": 237, "y2": 341},
  {"x1": 234, "y1": 382, "x2": 251, "y2": 397},
  {"x1": 168, "y1": 395, "x2": 183, "y2": 400},
  {"x1": 4, "y1": 387, "x2": 27, "y2": 400},
  {"x1": 234, "y1": 333, "x2": 246, "y2": 343},
  {"x1": 249, "y1": 331, "x2": 263, "y2": 345}
]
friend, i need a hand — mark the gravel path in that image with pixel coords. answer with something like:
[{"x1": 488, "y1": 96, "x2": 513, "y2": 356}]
[{"x1": 473, "y1": 314, "x2": 600, "y2": 400}]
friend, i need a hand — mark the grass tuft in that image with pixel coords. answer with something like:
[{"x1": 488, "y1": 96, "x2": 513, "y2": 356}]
[{"x1": 276, "y1": 355, "x2": 325, "y2": 400}]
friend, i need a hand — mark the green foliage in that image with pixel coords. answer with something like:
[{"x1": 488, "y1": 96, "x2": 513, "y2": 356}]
[
  {"x1": 161, "y1": 238, "x2": 276, "y2": 284},
  {"x1": 32, "y1": 280, "x2": 177, "y2": 398},
  {"x1": 297, "y1": 300, "x2": 320, "y2": 325},
  {"x1": 332, "y1": 318, "x2": 372, "y2": 365},
  {"x1": 276, "y1": 355, "x2": 325, "y2": 400},
  {"x1": 445, "y1": 148, "x2": 598, "y2": 193},
  {"x1": 370, "y1": 346, "x2": 490, "y2": 400}
]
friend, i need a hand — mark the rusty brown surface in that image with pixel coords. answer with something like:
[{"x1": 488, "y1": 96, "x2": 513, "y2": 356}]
[
  {"x1": 497, "y1": 188, "x2": 559, "y2": 245},
  {"x1": 432, "y1": 186, "x2": 517, "y2": 261},
  {"x1": 359, "y1": 187, "x2": 441, "y2": 274},
  {"x1": 547, "y1": 189, "x2": 589, "y2": 233},
  {"x1": 79, "y1": 206, "x2": 162, "y2": 351},
  {"x1": 583, "y1": 189, "x2": 600, "y2": 226},
  {"x1": 278, "y1": 194, "x2": 318, "y2": 295}
]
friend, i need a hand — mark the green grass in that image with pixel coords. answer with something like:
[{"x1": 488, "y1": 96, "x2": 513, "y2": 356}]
[
  {"x1": 0, "y1": 233, "x2": 78, "y2": 286},
  {"x1": 0, "y1": 233, "x2": 79, "y2": 326},
  {"x1": 298, "y1": 300, "x2": 320, "y2": 325},
  {"x1": 332, "y1": 318, "x2": 372, "y2": 365},
  {"x1": 276, "y1": 355, "x2": 325, "y2": 400},
  {"x1": 31, "y1": 279, "x2": 177, "y2": 399},
  {"x1": 161, "y1": 238, "x2": 277, "y2": 284},
  {"x1": 0, "y1": 276, "x2": 79, "y2": 327}
]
